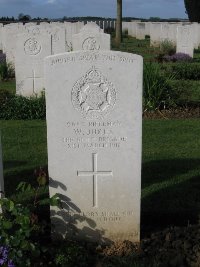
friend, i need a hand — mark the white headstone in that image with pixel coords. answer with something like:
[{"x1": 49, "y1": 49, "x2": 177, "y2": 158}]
[
  {"x1": 136, "y1": 23, "x2": 145, "y2": 40},
  {"x1": 15, "y1": 31, "x2": 51, "y2": 96},
  {"x1": 0, "y1": 24, "x2": 3, "y2": 51},
  {"x1": 150, "y1": 23, "x2": 162, "y2": 47},
  {"x1": 64, "y1": 22, "x2": 79, "y2": 52},
  {"x1": 128, "y1": 22, "x2": 137, "y2": 37},
  {"x1": 45, "y1": 50, "x2": 143, "y2": 243},
  {"x1": 2, "y1": 24, "x2": 24, "y2": 64},
  {"x1": 192, "y1": 23, "x2": 200, "y2": 49},
  {"x1": 46, "y1": 26, "x2": 66, "y2": 55},
  {"x1": 144, "y1": 22, "x2": 150, "y2": 36},
  {"x1": 176, "y1": 25, "x2": 194, "y2": 57},
  {"x1": 72, "y1": 22, "x2": 110, "y2": 51},
  {"x1": 160, "y1": 23, "x2": 177, "y2": 45}
]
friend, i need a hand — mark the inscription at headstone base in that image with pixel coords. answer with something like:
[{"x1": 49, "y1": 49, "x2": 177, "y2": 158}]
[{"x1": 45, "y1": 50, "x2": 143, "y2": 243}]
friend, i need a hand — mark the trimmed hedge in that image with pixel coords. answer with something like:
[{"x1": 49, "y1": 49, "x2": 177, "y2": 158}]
[
  {"x1": 161, "y1": 62, "x2": 200, "y2": 80},
  {"x1": 169, "y1": 80, "x2": 200, "y2": 107},
  {"x1": 0, "y1": 90, "x2": 46, "y2": 119}
]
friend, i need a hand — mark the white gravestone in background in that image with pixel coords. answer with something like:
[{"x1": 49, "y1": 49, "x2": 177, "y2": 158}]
[
  {"x1": 2, "y1": 24, "x2": 24, "y2": 65},
  {"x1": 160, "y1": 23, "x2": 177, "y2": 46},
  {"x1": 45, "y1": 50, "x2": 143, "y2": 243},
  {"x1": 128, "y1": 21, "x2": 137, "y2": 37},
  {"x1": 0, "y1": 24, "x2": 3, "y2": 51},
  {"x1": 45, "y1": 26, "x2": 66, "y2": 55},
  {"x1": 15, "y1": 31, "x2": 51, "y2": 96},
  {"x1": 150, "y1": 23, "x2": 162, "y2": 47},
  {"x1": 64, "y1": 22, "x2": 80, "y2": 52},
  {"x1": 136, "y1": 23, "x2": 145, "y2": 40},
  {"x1": 192, "y1": 23, "x2": 200, "y2": 49},
  {"x1": 72, "y1": 22, "x2": 110, "y2": 51},
  {"x1": 176, "y1": 25, "x2": 194, "y2": 58}
]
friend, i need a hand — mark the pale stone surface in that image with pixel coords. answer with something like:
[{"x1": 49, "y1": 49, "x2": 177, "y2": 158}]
[
  {"x1": 192, "y1": 23, "x2": 200, "y2": 49},
  {"x1": 45, "y1": 50, "x2": 143, "y2": 243},
  {"x1": 144, "y1": 22, "x2": 150, "y2": 36},
  {"x1": 2, "y1": 24, "x2": 24, "y2": 64},
  {"x1": 0, "y1": 24, "x2": 3, "y2": 50},
  {"x1": 160, "y1": 23, "x2": 177, "y2": 46},
  {"x1": 122, "y1": 22, "x2": 129, "y2": 33},
  {"x1": 176, "y1": 25, "x2": 194, "y2": 57},
  {"x1": 72, "y1": 22, "x2": 110, "y2": 51},
  {"x1": 15, "y1": 31, "x2": 51, "y2": 96},
  {"x1": 150, "y1": 23, "x2": 162, "y2": 47},
  {"x1": 45, "y1": 25, "x2": 66, "y2": 55},
  {"x1": 128, "y1": 21, "x2": 137, "y2": 37},
  {"x1": 136, "y1": 23, "x2": 145, "y2": 40},
  {"x1": 64, "y1": 22, "x2": 82, "y2": 52}
]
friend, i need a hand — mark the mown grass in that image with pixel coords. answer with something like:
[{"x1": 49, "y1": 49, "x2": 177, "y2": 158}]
[
  {"x1": 1, "y1": 119, "x2": 200, "y2": 236},
  {"x1": 142, "y1": 119, "x2": 200, "y2": 234},
  {"x1": 112, "y1": 35, "x2": 161, "y2": 61},
  {"x1": 0, "y1": 120, "x2": 47, "y2": 195}
]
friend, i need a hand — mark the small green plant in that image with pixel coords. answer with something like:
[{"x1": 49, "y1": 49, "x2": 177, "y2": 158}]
[
  {"x1": 160, "y1": 39, "x2": 175, "y2": 56},
  {"x1": 54, "y1": 242, "x2": 93, "y2": 267},
  {"x1": 0, "y1": 168, "x2": 61, "y2": 267},
  {"x1": 143, "y1": 62, "x2": 176, "y2": 111}
]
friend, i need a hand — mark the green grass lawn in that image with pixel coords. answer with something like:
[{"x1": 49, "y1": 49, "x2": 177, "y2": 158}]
[
  {"x1": 0, "y1": 120, "x2": 47, "y2": 194},
  {"x1": 142, "y1": 119, "x2": 200, "y2": 234},
  {"x1": 112, "y1": 36, "x2": 161, "y2": 61},
  {"x1": 1, "y1": 119, "x2": 200, "y2": 236}
]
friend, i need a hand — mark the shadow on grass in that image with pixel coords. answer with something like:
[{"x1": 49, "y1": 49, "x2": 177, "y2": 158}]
[
  {"x1": 141, "y1": 158, "x2": 200, "y2": 237},
  {"x1": 4, "y1": 166, "x2": 45, "y2": 197},
  {"x1": 4, "y1": 160, "x2": 27, "y2": 169},
  {"x1": 4, "y1": 158, "x2": 200, "y2": 244},
  {"x1": 142, "y1": 158, "x2": 200, "y2": 187}
]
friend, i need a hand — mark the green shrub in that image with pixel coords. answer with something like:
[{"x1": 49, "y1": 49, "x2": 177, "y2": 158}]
[
  {"x1": 0, "y1": 169, "x2": 61, "y2": 267},
  {"x1": 0, "y1": 91, "x2": 46, "y2": 120},
  {"x1": 0, "y1": 62, "x2": 15, "y2": 81},
  {"x1": 160, "y1": 39, "x2": 175, "y2": 56},
  {"x1": 169, "y1": 80, "x2": 200, "y2": 107},
  {"x1": 161, "y1": 62, "x2": 200, "y2": 80},
  {"x1": 54, "y1": 242, "x2": 93, "y2": 267},
  {"x1": 143, "y1": 62, "x2": 176, "y2": 111}
]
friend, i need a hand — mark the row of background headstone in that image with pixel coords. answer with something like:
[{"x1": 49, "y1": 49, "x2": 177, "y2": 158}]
[
  {"x1": 0, "y1": 22, "x2": 111, "y2": 96},
  {"x1": 0, "y1": 20, "x2": 198, "y2": 60},
  {"x1": 122, "y1": 21, "x2": 199, "y2": 58},
  {"x1": 0, "y1": 20, "x2": 198, "y2": 97}
]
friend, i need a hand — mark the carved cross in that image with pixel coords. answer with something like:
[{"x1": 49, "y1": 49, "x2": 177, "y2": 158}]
[{"x1": 77, "y1": 153, "x2": 113, "y2": 207}]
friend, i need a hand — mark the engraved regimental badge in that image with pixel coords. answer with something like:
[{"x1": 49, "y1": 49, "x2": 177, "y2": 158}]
[
  {"x1": 24, "y1": 38, "x2": 41, "y2": 55},
  {"x1": 82, "y1": 37, "x2": 100, "y2": 51},
  {"x1": 71, "y1": 66, "x2": 117, "y2": 120}
]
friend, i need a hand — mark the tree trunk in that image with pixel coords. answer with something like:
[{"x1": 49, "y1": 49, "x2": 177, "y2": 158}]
[
  {"x1": 184, "y1": 0, "x2": 200, "y2": 22},
  {"x1": 115, "y1": 0, "x2": 122, "y2": 47}
]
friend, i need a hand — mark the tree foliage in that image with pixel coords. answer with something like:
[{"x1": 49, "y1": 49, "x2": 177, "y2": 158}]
[
  {"x1": 18, "y1": 13, "x2": 31, "y2": 21},
  {"x1": 184, "y1": 0, "x2": 200, "y2": 22}
]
